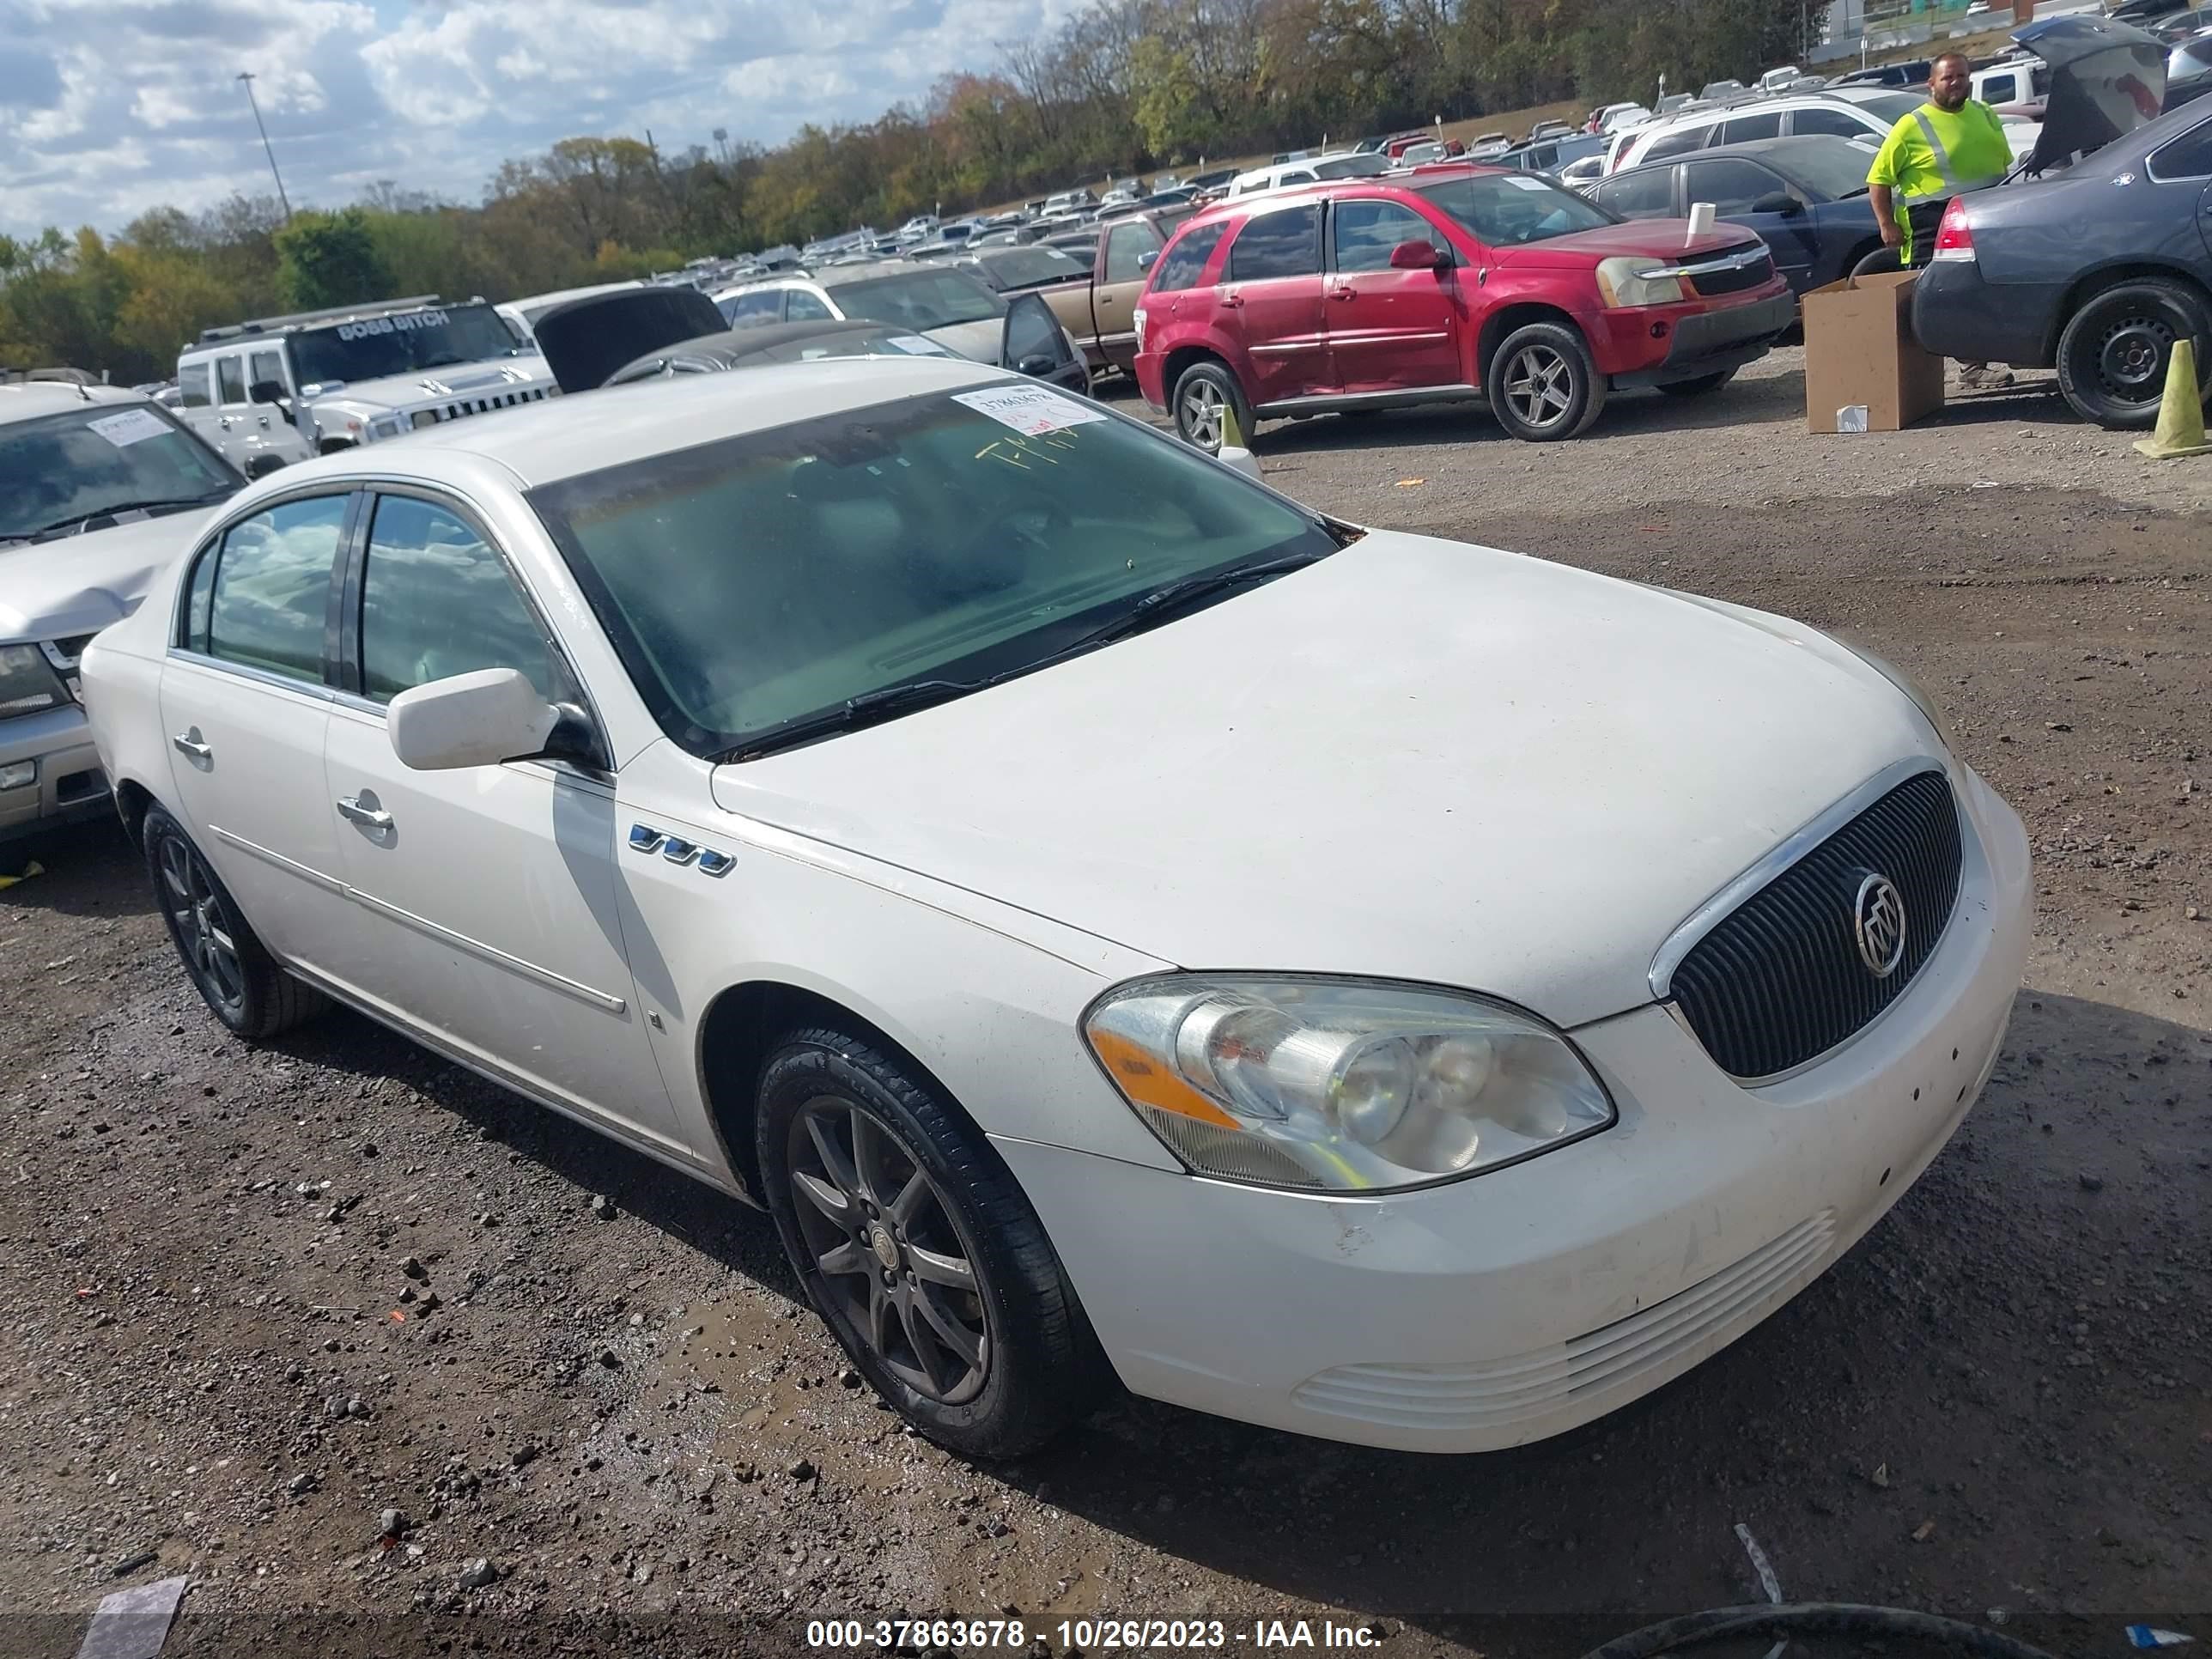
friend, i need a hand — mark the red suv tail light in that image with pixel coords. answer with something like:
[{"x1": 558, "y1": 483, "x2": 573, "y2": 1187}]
[{"x1": 1929, "y1": 198, "x2": 1975, "y2": 263}]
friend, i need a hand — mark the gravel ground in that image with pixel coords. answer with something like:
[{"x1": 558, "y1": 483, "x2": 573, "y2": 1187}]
[{"x1": 3, "y1": 349, "x2": 2208, "y2": 1658}]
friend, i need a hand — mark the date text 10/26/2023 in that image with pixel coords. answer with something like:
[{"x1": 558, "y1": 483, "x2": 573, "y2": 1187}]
[{"x1": 806, "y1": 1618, "x2": 1387, "y2": 1650}]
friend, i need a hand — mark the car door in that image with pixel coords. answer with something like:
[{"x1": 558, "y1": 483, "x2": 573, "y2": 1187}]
[
  {"x1": 1095, "y1": 217, "x2": 1164, "y2": 365},
  {"x1": 160, "y1": 490, "x2": 358, "y2": 973},
  {"x1": 210, "y1": 349, "x2": 263, "y2": 459},
  {"x1": 1218, "y1": 202, "x2": 1331, "y2": 404},
  {"x1": 2143, "y1": 115, "x2": 2212, "y2": 264},
  {"x1": 318, "y1": 487, "x2": 683, "y2": 1152},
  {"x1": 174, "y1": 362, "x2": 222, "y2": 451},
  {"x1": 1684, "y1": 157, "x2": 1822, "y2": 289},
  {"x1": 1322, "y1": 198, "x2": 1465, "y2": 393}
]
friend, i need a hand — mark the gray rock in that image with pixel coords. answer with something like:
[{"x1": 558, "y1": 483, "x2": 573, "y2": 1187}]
[
  {"x1": 2079, "y1": 1171, "x2": 2106, "y2": 1193},
  {"x1": 288, "y1": 1472, "x2": 315, "y2": 1497},
  {"x1": 399, "y1": 1255, "x2": 427, "y2": 1279},
  {"x1": 590, "y1": 1194, "x2": 616, "y2": 1221},
  {"x1": 458, "y1": 1557, "x2": 497, "y2": 1590},
  {"x1": 787, "y1": 1458, "x2": 817, "y2": 1483}
]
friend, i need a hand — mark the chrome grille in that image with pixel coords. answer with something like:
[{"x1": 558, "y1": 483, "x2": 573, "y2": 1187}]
[
  {"x1": 1669, "y1": 769, "x2": 1963, "y2": 1080},
  {"x1": 428, "y1": 386, "x2": 550, "y2": 423},
  {"x1": 1687, "y1": 246, "x2": 1775, "y2": 296}
]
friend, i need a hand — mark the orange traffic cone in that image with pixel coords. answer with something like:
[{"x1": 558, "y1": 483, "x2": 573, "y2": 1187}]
[{"x1": 2133, "y1": 337, "x2": 2211, "y2": 459}]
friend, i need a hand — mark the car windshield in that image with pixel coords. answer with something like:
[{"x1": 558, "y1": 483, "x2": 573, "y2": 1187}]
[
  {"x1": 824, "y1": 270, "x2": 1007, "y2": 330},
  {"x1": 527, "y1": 391, "x2": 1340, "y2": 757},
  {"x1": 1417, "y1": 173, "x2": 1616, "y2": 244},
  {"x1": 0, "y1": 404, "x2": 240, "y2": 543},
  {"x1": 1766, "y1": 134, "x2": 1884, "y2": 197},
  {"x1": 288, "y1": 302, "x2": 524, "y2": 386},
  {"x1": 976, "y1": 248, "x2": 1087, "y2": 289}
]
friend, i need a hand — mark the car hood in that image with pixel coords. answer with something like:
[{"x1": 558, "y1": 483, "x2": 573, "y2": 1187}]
[
  {"x1": 311, "y1": 359, "x2": 553, "y2": 411},
  {"x1": 708, "y1": 532, "x2": 1937, "y2": 1027},
  {"x1": 2014, "y1": 14, "x2": 2169, "y2": 167},
  {"x1": 1492, "y1": 222, "x2": 1765, "y2": 269},
  {"x1": 534, "y1": 287, "x2": 726, "y2": 392},
  {"x1": 0, "y1": 509, "x2": 207, "y2": 644}
]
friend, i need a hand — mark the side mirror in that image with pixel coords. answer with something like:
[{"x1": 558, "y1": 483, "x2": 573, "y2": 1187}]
[
  {"x1": 1750, "y1": 191, "x2": 1802, "y2": 216},
  {"x1": 1136, "y1": 248, "x2": 1158, "y2": 272},
  {"x1": 1389, "y1": 240, "x2": 1448, "y2": 270},
  {"x1": 248, "y1": 379, "x2": 295, "y2": 424},
  {"x1": 1016, "y1": 353, "x2": 1060, "y2": 377},
  {"x1": 1217, "y1": 445, "x2": 1262, "y2": 481},
  {"x1": 387, "y1": 668, "x2": 561, "y2": 771}
]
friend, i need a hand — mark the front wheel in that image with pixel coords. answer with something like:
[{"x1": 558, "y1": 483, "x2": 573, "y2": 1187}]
[
  {"x1": 755, "y1": 1025, "x2": 1109, "y2": 1459},
  {"x1": 1657, "y1": 369, "x2": 1736, "y2": 398},
  {"x1": 1486, "y1": 321, "x2": 1607, "y2": 441},
  {"x1": 2055, "y1": 278, "x2": 2211, "y2": 430},
  {"x1": 1170, "y1": 359, "x2": 1255, "y2": 454}
]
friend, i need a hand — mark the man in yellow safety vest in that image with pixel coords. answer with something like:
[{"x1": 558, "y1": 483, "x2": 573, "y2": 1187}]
[{"x1": 1866, "y1": 51, "x2": 2017, "y2": 391}]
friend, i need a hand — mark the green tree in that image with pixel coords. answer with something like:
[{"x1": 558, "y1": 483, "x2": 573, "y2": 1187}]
[{"x1": 273, "y1": 209, "x2": 396, "y2": 310}]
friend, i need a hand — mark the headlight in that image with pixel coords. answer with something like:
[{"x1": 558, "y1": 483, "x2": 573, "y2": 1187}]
[
  {"x1": 1133, "y1": 307, "x2": 1147, "y2": 350},
  {"x1": 1083, "y1": 975, "x2": 1614, "y2": 1193},
  {"x1": 367, "y1": 414, "x2": 406, "y2": 439},
  {"x1": 1594, "y1": 255, "x2": 1684, "y2": 307},
  {"x1": 0, "y1": 643, "x2": 68, "y2": 718},
  {"x1": 1836, "y1": 637, "x2": 1959, "y2": 754}
]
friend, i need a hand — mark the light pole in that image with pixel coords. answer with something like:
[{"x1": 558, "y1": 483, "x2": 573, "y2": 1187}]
[{"x1": 236, "y1": 71, "x2": 292, "y2": 222}]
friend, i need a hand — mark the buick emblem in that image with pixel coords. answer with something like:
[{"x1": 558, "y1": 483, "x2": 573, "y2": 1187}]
[{"x1": 1853, "y1": 873, "x2": 1908, "y2": 979}]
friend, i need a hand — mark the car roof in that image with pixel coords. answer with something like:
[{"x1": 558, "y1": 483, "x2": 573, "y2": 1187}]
[
  {"x1": 1611, "y1": 132, "x2": 1866, "y2": 172},
  {"x1": 0, "y1": 381, "x2": 149, "y2": 428},
  {"x1": 1179, "y1": 161, "x2": 1508, "y2": 227},
  {"x1": 238, "y1": 356, "x2": 1010, "y2": 490}
]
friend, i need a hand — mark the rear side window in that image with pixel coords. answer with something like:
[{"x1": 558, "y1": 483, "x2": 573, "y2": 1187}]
[
  {"x1": 1790, "y1": 106, "x2": 1872, "y2": 139},
  {"x1": 1720, "y1": 111, "x2": 1783, "y2": 143},
  {"x1": 2151, "y1": 116, "x2": 2212, "y2": 179},
  {"x1": 1151, "y1": 222, "x2": 1227, "y2": 292},
  {"x1": 1228, "y1": 204, "x2": 1322, "y2": 282},
  {"x1": 198, "y1": 495, "x2": 350, "y2": 680},
  {"x1": 178, "y1": 364, "x2": 213, "y2": 409},
  {"x1": 1595, "y1": 168, "x2": 1675, "y2": 219},
  {"x1": 359, "y1": 495, "x2": 556, "y2": 703},
  {"x1": 1643, "y1": 124, "x2": 1716, "y2": 161},
  {"x1": 216, "y1": 356, "x2": 246, "y2": 404},
  {"x1": 719, "y1": 290, "x2": 782, "y2": 328}
]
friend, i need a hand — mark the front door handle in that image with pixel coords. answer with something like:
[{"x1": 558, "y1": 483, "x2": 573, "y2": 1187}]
[
  {"x1": 335, "y1": 794, "x2": 393, "y2": 831},
  {"x1": 1328, "y1": 286, "x2": 1357, "y2": 301},
  {"x1": 171, "y1": 731, "x2": 211, "y2": 761},
  {"x1": 1221, "y1": 293, "x2": 1244, "y2": 308}
]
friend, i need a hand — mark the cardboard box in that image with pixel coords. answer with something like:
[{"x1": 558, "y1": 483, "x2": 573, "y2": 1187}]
[{"x1": 1802, "y1": 269, "x2": 1947, "y2": 434}]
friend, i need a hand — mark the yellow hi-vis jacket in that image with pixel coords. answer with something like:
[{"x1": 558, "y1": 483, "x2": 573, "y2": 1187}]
[{"x1": 1865, "y1": 98, "x2": 2012, "y2": 260}]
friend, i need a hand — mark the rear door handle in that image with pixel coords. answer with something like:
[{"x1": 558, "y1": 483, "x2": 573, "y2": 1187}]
[
  {"x1": 171, "y1": 732, "x2": 211, "y2": 761},
  {"x1": 335, "y1": 795, "x2": 393, "y2": 831},
  {"x1": 1221, "y1": 293, "x2": 1243, "y2": 307}
]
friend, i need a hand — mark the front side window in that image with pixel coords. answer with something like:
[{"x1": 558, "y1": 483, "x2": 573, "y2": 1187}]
[
  {"x1": 1721, "y1": 111, "x2": 1783, "y2": 143},
  {"x1": 0, "y1": 404, "x2": 240, "y2": 545},
  {"x1": 1003, "y1": 295, "x2": 1068, "y2": 367},
  {"x1": 719, "y1": 290, "x2": 783, "y2": 328},
  {"x1": 216, "y1": 356, "x2": 246, "y2": 404},
  {"x1": 1595, "y1": 168, "x2": 1676, "y2": 219},
  {"x1": 1417, "y1": 174, "x2": 1616, "y2": 246},
  {"x1": 1686, "y1": 159, "x2": 1790, "y2": 216},
  {"x1": 248, "y1": 349, "x2": 287, "y2": 394},
  {"x1": 1103, "y1": 220, "x2": 1163, "y2": 283},
  {"x1": 178, "y1": 364, "x2": 213, "y2": 409},
  {"x1": 359, "y1": 495, "x2": 556, "y2": 703},
  {"x1": 1151, "y1": 222, "x2": 1227, "y2": 292},
  {"x1": 1333, "y1": 199, "x2": 1449, "y2": 272},
  {"x1": 199, "y1": 495, "x2": 350, "y2": 680},
  {"x1": 1791, "y1": 106, "x2": 1871, "y2": 139},
  {"x1": 529, "y1": 393, "x2": 1339, "y2": 758},
  {"x1": 1228, "y1": 204, "x2": 1322, "y2": 282}
]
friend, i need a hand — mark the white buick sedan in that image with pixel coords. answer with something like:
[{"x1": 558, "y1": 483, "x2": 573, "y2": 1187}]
[{"x1": 82, "y1": 359, "x2": 2032, "y2": 1458}]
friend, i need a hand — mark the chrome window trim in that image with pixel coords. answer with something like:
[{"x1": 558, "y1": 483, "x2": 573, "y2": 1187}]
[
  {"x1": 1647, "y1": 755, "x2": 1950, "y2": 1002},
  {"x1": 166, "y1": 646, "x2": 343, "y2": 705}
]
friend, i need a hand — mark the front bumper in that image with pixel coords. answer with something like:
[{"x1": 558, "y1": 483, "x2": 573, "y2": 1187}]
[
  {"x1": 1910, "y1": 259, "x2": 2060, "y2": 368},
  {"x1": 0, "y1": 704, "x2": 110, "y2": 842},
  {"x1": 997, "y1": 762, "x2": 2032, "y2": 1452},
  {"x1": 1607, "y1": 289, "x2": 1796, "y2": 387}
]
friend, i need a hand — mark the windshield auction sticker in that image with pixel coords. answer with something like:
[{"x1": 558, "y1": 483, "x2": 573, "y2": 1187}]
[
  {"x1": 86, "y1": 408, "x2": 173, "y2": 448},
  {"x1": 951, "y1": 385, "x2": 1107, "y2": 436}
]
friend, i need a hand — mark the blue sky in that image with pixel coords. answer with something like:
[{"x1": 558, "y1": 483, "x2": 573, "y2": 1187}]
[{"x1": 0, "y1": 0, "x2": 1086, "y2": 237}]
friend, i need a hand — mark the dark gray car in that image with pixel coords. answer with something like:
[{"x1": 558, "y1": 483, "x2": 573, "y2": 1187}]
[{"x1": 1911, "y1": 21, "x2": 2209, "y2": 427}]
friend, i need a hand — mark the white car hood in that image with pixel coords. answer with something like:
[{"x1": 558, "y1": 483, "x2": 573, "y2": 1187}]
[
  {"x1": 710, "y1": 532, "x2": 1937, "y2": 1026},
  {"x1": 0, "y1": 509, "x2": 209, "y2": 644},
  {"x1": 313, "y1": 359, "x2": 550, "y2": 410}
]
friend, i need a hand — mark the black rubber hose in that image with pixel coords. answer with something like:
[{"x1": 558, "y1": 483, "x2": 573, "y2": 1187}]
[{"x1": 1581, "y1": 1602, "x2": 2063, "y2": 1659}]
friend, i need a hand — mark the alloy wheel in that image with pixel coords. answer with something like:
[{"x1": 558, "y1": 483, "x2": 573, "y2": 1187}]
[
  {"x1": 1179, "y1": 380, "x2": 1226, "y2": 450},
  {"x1": 159, "y1": 834, "x2": 245, "y2": 1015},
  {"x1": 1503, "y1": 343, "x2": 1576, "y2": 430},
  {"x1": 2094, "y1": 312, "x2": 2174, "y2": 408},
  {"x1": 786, "y1": 1097, "x2": 991, "y2": 1404}
]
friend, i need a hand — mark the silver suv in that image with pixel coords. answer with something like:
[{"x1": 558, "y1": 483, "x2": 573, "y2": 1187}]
[
  {"x1": 0, "y1": 383, "x2": 244, "y2": 851},
  {"x1": 176, "y1": 295, "x2": 556, "y2": 462}
]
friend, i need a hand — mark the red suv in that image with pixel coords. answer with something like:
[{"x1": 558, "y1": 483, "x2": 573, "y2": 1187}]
[{"x1": 1132, "y1": 165, "x2": 1795, "y2": 447}]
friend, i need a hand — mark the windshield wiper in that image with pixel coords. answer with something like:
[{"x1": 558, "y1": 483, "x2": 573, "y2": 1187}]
[
  {"x1": 17, "y1": 493, "x2": 231, "y2": 542},
  {"x1": 715, "y1": 678, "x2": 993, "y2": 762},
  {"x1": 1059, "y1": 550, "x2": 1333, "y2": 653}
]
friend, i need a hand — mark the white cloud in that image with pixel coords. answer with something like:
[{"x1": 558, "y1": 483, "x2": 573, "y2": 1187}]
[{"x1": 1, "y1": 0, "x2": 1094, "y2": 236}]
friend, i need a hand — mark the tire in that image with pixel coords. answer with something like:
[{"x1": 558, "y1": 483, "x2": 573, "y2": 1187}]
[
  {"x1": 1656, "y1": 369, "x2": 1736, "y2": 398},
  {"x1": 142, "y1": 804, "x2": 327, "y2": 1038},
  {"x1": 2055, "y1": 277, "x2": 2212, "y2": 430},
  {"x1": 754, "y1": 1024, "x2": 1109, "y2": 1459},
  {"x1": 1170, "y1": 358, "x2": 1255, "y2": 454},
  {"x1": 1486, "y1": 320, "x2": 1607, "y2": 441}
]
